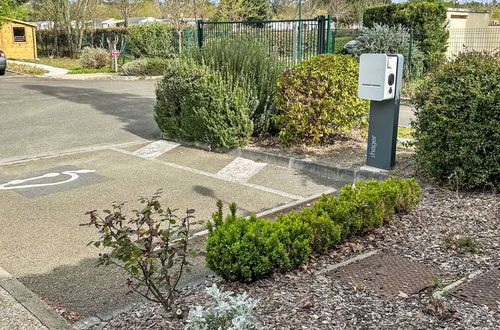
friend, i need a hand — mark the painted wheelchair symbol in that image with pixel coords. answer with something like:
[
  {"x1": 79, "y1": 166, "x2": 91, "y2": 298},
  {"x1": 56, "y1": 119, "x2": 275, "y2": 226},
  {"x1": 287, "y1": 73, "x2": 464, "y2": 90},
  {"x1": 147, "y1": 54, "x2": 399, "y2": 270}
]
[{"x1": 0, "y1": 170, "x2": 96, "y2": 190}]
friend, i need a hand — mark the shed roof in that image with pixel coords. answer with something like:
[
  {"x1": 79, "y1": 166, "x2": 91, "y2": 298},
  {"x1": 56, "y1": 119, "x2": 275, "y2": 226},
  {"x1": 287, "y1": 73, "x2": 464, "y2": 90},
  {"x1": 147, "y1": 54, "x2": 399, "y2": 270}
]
[{"x1": 5, "y1": 18, "x2": 37, "y2": 28}]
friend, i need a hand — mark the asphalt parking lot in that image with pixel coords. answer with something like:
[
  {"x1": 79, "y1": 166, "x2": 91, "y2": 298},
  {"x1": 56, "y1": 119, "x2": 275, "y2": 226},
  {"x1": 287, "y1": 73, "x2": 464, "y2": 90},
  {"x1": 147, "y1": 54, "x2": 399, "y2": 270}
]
[{"x1": 0, "y1": 76, "x2": 344, "y2": 319}]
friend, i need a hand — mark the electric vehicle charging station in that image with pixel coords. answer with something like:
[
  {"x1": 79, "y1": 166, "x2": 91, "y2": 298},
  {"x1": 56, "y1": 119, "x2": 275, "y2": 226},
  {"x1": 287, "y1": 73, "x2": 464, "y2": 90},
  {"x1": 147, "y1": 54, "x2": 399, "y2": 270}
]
[{"x1": 358, "y1": 54, "x2": 404, "y2": 170}]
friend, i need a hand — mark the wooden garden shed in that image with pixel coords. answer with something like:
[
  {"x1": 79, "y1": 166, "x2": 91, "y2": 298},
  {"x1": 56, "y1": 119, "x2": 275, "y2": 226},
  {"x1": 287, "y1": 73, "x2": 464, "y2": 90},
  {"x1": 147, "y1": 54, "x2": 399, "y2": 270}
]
[{"x1": 0, "y1": 19, "x2": 37, "y2": 59}]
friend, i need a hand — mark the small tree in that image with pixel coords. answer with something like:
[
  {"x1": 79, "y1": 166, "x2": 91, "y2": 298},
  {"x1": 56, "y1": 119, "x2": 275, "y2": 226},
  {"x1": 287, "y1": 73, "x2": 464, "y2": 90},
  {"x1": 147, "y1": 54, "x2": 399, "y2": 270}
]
[
  {"x1": 162, "y1": 0, "x2": 190, "y2": 54},
  {"x1": 81, "y1": 190, "x2": 197, "y2": 311}
]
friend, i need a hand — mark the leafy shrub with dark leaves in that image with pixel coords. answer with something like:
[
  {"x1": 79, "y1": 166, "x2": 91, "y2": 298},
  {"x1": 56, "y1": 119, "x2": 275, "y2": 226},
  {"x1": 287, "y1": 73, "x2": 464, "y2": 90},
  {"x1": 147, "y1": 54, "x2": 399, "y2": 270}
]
[
  {"x1": 82, "y1": 191, "x2": 196, "y2": 311},
  {"x1": 413, "y1": 52, "x2": 499, "y2": 190},
  {"x1": 154, "y1": 59, "x2": 254, "y2": 149}
]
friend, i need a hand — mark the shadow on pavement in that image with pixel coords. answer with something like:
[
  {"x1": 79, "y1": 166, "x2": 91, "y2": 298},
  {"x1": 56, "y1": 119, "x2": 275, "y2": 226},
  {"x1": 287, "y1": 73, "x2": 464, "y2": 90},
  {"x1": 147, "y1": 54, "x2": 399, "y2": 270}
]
[{"x1": 22, "y1": 84, "x2": 160, "y2": 140}]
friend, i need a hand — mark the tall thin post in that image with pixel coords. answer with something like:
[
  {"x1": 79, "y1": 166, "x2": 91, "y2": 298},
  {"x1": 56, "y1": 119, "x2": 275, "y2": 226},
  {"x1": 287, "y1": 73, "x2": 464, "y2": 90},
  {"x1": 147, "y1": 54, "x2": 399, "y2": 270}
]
[
  {"x1": 408, "y1": 30, "x2": 413, "y2": 81},
  {"x1": 298, "y1": 0, "x2": 303, "y2": 62},
  {"x1": 197, "y1": 20, "x2": 204, "y2": 48},
  {"x1": 326, "y1": 15, "x2": 331, "y2": 53}
]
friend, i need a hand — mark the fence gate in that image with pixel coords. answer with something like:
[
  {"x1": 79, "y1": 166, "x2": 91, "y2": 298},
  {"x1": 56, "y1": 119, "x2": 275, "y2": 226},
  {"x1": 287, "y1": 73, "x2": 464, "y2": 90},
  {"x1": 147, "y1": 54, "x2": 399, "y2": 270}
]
[{"x1": 197, "y1": 16, "x2": 331, "y2": 66}]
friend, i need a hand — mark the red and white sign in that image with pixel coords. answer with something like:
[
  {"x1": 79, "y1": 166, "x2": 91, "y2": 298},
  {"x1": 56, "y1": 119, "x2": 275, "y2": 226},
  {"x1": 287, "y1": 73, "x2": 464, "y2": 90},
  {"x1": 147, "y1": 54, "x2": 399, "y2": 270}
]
[{"x1": 111, "y1": 50, "x2": 120, "y2": 56}]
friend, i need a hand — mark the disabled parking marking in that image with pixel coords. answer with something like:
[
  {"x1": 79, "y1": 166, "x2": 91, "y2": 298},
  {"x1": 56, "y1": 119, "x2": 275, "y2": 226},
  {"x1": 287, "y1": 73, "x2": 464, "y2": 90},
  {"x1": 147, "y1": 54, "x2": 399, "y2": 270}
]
[
  {"x1": 0, "y1": 170, "x2": 96, "y2": 190},
  {"x1": 0, "y1": 165, "x2": 110, "y2": 198}
]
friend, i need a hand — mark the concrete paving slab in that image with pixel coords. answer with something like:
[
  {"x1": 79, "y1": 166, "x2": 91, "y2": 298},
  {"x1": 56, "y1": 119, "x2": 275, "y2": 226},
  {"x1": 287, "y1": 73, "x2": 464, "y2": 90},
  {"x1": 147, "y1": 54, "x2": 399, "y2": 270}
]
[
  {"x1": 0, "y1": 285, "x2": 48, "y2": 330},
  {"x1": 157, "y1": 145, "x2": 236, "y2": 174},
  {"x1": 248, "y1": 164, "x2": 348, "y2": 198}
]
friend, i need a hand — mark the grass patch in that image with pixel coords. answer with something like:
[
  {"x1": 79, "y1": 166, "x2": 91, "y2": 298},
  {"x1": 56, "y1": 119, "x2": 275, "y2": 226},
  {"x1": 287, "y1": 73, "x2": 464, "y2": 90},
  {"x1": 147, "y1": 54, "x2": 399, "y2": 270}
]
[
  {"x1": 8, "y1": 63, "x2": 48, "y2": 75},
  {"x1": 442, "y1": 233, "x2": 480, "y2": 253},
  {"x1": 21, "y1": 56, "x2": 81, "y2": 70},
  {"x1": 69, "y1": 67, "x2": 115, "y2": 74},
  {"x1": 398, "y1": 127, "x2": 414, "y2": 140}
]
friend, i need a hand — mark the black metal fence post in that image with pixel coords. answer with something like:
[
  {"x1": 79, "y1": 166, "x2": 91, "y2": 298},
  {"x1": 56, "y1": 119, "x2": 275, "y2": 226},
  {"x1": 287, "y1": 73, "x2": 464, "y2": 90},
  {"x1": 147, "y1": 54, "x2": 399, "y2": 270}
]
[
  {"x1": 197, "y1": 20, "x2": 204, "y2": 48},
  {"x1": 317, "y1": 16, "x2": 326, "y2": 54}
]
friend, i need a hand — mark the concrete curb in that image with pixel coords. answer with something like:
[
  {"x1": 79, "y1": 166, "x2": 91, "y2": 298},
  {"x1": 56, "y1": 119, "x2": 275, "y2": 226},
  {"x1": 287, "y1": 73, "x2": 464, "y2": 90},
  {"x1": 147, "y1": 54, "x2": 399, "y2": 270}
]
[
  {"x1": 157, "y1": 137, "x2": 395, "y2": 184},
  {"x1": 229, "y1": 147, "x2": 391, "y2": 184},
  {"x1": 0, "y1": 266, "x2": 72, "y2": 330}
]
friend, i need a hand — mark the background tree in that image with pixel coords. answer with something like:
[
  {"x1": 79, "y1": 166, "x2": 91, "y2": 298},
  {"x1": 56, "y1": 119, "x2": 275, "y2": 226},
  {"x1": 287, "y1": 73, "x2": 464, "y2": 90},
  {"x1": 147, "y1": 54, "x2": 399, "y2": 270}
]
[
  {"x1": 328, "y1": 0, "x2": 355, "y2": 25},
  {"x1": 162, "y1": 0, "x2": 191, "y2": 53},
  {"x1": 218, "y1": 0, "x2": 269, "y2": 21},
  {"x1": 1, "y1": 0, "x2": 30, "y2": 24},
  {"x1": 113, "y1": 0, "x2": 142, "y2": 27}
]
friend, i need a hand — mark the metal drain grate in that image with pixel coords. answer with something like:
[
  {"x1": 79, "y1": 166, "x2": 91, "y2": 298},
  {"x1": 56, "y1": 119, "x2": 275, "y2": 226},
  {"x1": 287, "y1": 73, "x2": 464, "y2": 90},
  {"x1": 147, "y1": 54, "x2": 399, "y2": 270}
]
[
  {"x1": 451, "y1": 268, "x2": 499, "y2": 311},
  {"x1": 330, "y1": 253, "x2": 440, "y2": 298}
]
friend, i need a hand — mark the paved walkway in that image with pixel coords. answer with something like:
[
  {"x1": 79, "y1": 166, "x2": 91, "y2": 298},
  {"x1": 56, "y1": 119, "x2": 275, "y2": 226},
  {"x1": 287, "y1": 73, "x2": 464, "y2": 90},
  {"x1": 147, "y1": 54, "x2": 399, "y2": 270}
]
[{"x1": 8, "y1": 60, "x2": 69, "y2": 77}]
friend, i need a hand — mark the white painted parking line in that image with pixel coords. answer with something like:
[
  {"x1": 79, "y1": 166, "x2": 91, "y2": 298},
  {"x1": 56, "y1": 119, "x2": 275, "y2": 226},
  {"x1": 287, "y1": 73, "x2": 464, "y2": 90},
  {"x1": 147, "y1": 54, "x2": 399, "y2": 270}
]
[
  {"x1": 111, "y1": 148, "x2": 301, "y2": 200},
  {"x1": 132, "y1": 140, "x2": 180, "y2": 159},
  {"x1": 216, "y1": 157, "x2": 267, "y2": 182},
  {"x1": 0, "y1": 140, "x2": 146, "y2": 166}
]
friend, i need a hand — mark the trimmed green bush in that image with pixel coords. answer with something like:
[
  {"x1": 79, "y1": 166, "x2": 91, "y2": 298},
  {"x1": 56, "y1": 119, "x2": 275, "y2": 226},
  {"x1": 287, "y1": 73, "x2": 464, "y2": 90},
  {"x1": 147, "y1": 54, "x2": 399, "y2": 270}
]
[
  {"x1": 206, "y1": 203, "x2": 291, "y2": 283},
  {"x1": 154, "y1": 59, "x2": 254, "y2": 149},
  {"x1": 363, "y1": 2, "x2": 448, "y2": 70},
  {"x1": 413, "y1": 52, "x2": 500, "y2": 190},
  {"x1": 279, "y1": 209, "x2": 342, "y2": 254},
  {"x1": 274, "y1": 214, "x2": 312, "y2": 269},
  {"x1": 191, "y1": 37, "x2": 285, "y2": 136},
  {"x1": 127, "y1": 22, "x2": 174, "y2": 59},
  {"x1": 275, "y1": 54, "x2": 369, "y2": 144},
  {"x1": 122, "y1": 58, "x2": 172, "y2": 76},
  {"x1": 206, "y1": 178, "x2": 421, "y2": 282}
]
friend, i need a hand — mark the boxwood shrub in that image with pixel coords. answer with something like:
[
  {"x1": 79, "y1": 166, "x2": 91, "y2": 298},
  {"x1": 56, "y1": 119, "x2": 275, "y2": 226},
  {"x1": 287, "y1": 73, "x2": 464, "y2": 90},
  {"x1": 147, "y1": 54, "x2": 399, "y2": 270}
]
[
  {"x1": 206, "y1": 178, "x2": 421, "y2": 282},
  {"x1": 413, "y1": 52, "x2": 500, "y2": 190},
  {"x1": 275, "y1": 54, "x2": 369, "y2": 145},
  {"x1": 154, "y1": 59, "x2": 254, "y2": 149}
]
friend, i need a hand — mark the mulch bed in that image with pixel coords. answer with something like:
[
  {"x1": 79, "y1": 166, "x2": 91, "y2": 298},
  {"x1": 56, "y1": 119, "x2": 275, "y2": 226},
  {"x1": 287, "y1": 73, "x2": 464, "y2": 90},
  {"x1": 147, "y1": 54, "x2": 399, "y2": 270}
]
[{"x1": 91, "y1": 187, "x2": 499, "y2": 329}]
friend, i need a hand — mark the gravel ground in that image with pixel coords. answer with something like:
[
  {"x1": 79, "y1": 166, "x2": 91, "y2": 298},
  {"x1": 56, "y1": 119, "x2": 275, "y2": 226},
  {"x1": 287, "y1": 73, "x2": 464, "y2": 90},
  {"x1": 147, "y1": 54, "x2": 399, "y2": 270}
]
[{"x1": 91, "y1": 188, "x2": 499, "y2": 330}]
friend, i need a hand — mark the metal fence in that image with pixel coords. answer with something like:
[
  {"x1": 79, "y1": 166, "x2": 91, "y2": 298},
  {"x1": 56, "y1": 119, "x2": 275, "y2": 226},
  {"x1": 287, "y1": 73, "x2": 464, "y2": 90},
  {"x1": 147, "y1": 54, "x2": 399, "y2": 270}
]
[
  {"x1": 447, "y1": 27, "x2": 500, "y2": 59},
  {"x1": 197, "y1": 16, "x2": 331, "y2": 66}
]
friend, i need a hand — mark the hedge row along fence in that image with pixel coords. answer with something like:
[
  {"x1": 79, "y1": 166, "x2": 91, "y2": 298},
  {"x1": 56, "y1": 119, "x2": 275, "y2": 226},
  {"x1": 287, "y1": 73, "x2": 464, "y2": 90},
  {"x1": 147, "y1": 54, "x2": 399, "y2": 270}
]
[
  {"x1": 363, "y1": 1, "x2": 448, "y2": 71},
  {"x1": 206, "y1": 178, "x2": 421, "y2": 282},
  {"x1": 36, "y1": 27, "x2": 198, "y2": 58}
]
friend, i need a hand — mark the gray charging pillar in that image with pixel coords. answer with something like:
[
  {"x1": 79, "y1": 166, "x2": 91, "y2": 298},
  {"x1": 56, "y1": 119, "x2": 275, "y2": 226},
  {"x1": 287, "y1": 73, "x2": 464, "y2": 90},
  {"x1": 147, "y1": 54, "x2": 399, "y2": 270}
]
[{"x1": 358, "y1": 54, "x2": 404, "y2": 170}]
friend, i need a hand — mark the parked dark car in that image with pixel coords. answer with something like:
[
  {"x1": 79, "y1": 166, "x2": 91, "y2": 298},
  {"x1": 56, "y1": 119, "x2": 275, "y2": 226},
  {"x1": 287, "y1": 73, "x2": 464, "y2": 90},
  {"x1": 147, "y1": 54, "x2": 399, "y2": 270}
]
[
  {"x1": 0, "y1": 50, "x2": 6, "y2": 75},
  {"x1": 341, "y1": 40, "x2": 359, "y2": 55}
]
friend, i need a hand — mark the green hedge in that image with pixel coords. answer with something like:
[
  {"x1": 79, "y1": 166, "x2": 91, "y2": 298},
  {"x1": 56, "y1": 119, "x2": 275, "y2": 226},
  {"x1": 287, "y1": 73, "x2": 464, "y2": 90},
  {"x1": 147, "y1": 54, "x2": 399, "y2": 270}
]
[
  {"x1": 154, "y1": 59, "x2": 254, "y2": 149},
  {"x1": 363, "y1": 1, "x2": 448, "y2": 70},
  {"x1": 413, "y1": 52, "x2": 500, "y2": 190},
  {"x1": 191, "y1": 37, "x2": 285, "y2": 136},
  {"x1": 206, "y1": 178, "x2": 421, "y2": 282}
]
